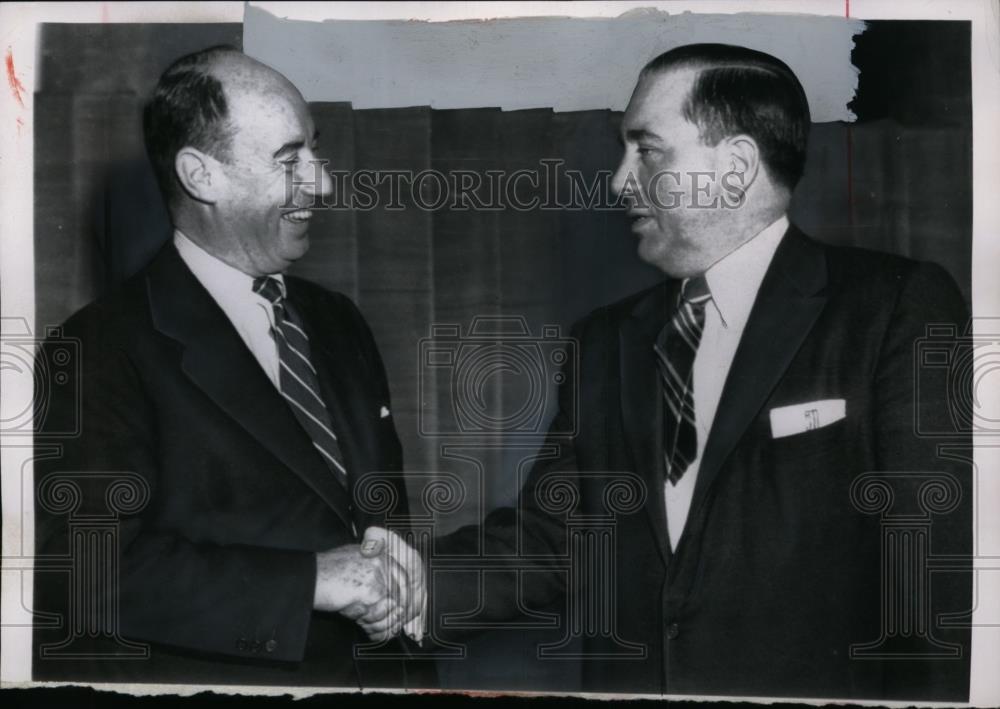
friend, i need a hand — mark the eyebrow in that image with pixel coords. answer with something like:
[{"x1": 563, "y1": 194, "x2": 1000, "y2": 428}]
[
  {"x1": 272, "y1": 130, "x2": 321, "y2": 159},
  {"x1": 622, "y1": 128, "x2": 664, "y2": 145}
]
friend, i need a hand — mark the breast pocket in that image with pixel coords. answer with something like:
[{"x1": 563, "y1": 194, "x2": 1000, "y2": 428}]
[{"x1": 769, "y1": 416, "x2": 849, "y2": 462}]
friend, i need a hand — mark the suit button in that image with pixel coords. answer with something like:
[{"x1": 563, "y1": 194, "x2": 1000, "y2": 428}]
[
  {"x1": 666, "y1": 622, "x2": 680, "y2": 640},
  {"x1": 265, "y1": 639, "x2": 278, "y2": 653}
]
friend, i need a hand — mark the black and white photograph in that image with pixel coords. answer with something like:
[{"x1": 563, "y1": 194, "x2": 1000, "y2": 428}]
[{"x1": 1, "y1": 1, "x2": 999, "y2": 705}]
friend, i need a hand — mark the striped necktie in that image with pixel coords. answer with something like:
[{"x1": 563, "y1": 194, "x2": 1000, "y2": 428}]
[
  {"x1": 653, "y1": 276, "x2": 712, "y2": 485},
  {"x1": 253, "y1": 276, "x2": 349, "y2": 487}
]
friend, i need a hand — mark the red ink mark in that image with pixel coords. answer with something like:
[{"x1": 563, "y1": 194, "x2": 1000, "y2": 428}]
[
  {"x1": 846, "y1": 0, "x2": 853, "y2": 222},
  {"x1": 846, "y1": 125, "x2": 854, "y2": 226},
  {"x1": 6, "y1": 48, "x2": 26, "y2": 108},
  {"x1": 101, "y1": 2, "x2": 110, "y2": 23},
  {"x1": 16, "y1": 116, "x2": 23, "y2": 137}
]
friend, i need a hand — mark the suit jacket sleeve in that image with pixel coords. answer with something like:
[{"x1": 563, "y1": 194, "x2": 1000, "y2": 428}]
[
  {"x1": 431, "y1": 322, "x2": 583, "y2": 630},
  {"x1": 34, "y1": 304, "x2": 317, "y2": 664},
  {"x1": 870, "y1": 261, "x2": 972, "y2": 696}
]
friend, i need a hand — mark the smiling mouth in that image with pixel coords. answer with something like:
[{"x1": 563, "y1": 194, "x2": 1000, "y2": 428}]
[{"x1": 281, "y1": 208, "x2": 313, "y2": 224}]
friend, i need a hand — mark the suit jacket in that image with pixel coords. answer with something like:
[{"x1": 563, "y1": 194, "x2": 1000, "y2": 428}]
[
  {"x1": 33, "y1": 242, "x2": 431, "y2": 688},
  {"x1": 434, "y1": 225, "x2": 972, "y2": 700}
]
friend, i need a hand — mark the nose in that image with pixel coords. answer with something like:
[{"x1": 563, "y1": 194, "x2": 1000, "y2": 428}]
[
  {"x1": 315, "y1": 158, "x2": 334, "y2": 198},
  {"x1": 299, "y1": 149, "x2": 334, "y2": 199},
  {"x1": 610, "y1": 152, "x2": 634, "y2": 200}
]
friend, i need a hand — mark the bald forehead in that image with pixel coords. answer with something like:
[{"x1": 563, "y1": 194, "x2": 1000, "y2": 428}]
[
  {"x1": 199, "y1": 53, "x2": 315, "y2": 164},
  {"x1": 210, "y1": 53, "x2": 304, "y2": 106}
]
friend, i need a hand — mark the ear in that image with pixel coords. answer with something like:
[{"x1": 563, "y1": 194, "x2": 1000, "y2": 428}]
[
  {"x1": 719, "y1": 135, "x2": 760, "y2": 190},
  {"x1": 174, "y1": 147, "x2": 222, "y2": 204}
]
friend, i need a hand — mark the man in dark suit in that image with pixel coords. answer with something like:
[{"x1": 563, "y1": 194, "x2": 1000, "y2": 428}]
[
  {"x1": 433, "y1": 44, "x2": 971, "y2": 700},
  {"x1": 33, "y1": 46, "x2": 426, "y2": 687}
]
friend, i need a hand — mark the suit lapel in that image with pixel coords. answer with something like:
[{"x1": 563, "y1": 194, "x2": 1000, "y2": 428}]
[
  {"x1": 307, "y1": 333, "x2": 380, "y2": 531},
  {"x1": 620, "y1": 280, "x2": 679, "y2": 568},
  {"x1": 289, "y1": 284, "x2": 400, "y2": 531},
  {"x1": 145, "y1": 244, "x2": 354, "y2": 529},
  {"x1": 689, "y1": 227, "x2": 829, "y2": 518}
]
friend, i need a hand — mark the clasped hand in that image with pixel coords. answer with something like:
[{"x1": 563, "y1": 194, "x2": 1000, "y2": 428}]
[{"x1": 313, "y1": 527, "x2": 425, "y2": 642}]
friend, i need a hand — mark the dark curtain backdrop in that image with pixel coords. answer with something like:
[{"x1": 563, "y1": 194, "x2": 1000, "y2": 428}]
[{"x1": 34, "y1": 21, "x2": 971, "y2": 691}]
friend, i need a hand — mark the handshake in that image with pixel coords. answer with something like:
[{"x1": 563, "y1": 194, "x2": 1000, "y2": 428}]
[{"x1": 313, "y1": 527, "x2": 426, "y2": 643}]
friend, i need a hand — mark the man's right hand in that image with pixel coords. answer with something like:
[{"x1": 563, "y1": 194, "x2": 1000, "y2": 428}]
[
  {"x1": 313, "y1": 544, "x2": 408, "y2": 641},
  {"x1": 358, "y1": 528, "x2": 426, "y2": 643}
]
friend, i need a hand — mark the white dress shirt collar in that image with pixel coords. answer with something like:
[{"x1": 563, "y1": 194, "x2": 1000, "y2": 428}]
[
  {"x1": 173, "y1": 229, "x2": 286, "y2": 388},
  {"x1": 173, "y1": 230, "x2": 285, "y2": 302}
]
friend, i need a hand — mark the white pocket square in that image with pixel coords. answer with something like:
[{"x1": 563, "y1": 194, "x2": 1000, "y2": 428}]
[
  {"x1": 769, "y1": 399, "x2": 845, "y2": 439},
  {"x1": 379, "y1": 406, "x2": 391, "y2": 419}
]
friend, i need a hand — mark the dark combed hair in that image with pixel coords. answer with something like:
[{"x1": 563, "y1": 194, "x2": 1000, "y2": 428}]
[
  {"x1": 142, "y1": 45, "x2": 241, "y2": 204},
  {"x1": 642, "y1": 43, "x2": 811, "y2": 191}
]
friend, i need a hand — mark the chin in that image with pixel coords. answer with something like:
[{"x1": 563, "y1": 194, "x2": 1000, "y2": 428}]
[
  {"x1": 282, "y1": 234, "x2": 311, "y2": 259},
  {"x1": 637, "y1": 235, "x2": 675, "y2": 275},
  {"x1": 639, "y1": 244, "x2": 700, "y2": 279}
]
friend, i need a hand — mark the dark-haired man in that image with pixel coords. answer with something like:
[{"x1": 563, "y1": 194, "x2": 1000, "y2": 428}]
[
  {"x1": 434, "y1": 44, "x2": 971, "y2": 700},
  {"x1": 33, "y1": 47, "x2": 427, "y2": 687}
]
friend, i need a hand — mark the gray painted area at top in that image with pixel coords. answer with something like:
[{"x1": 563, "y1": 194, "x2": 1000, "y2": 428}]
[{"x1": 244, "y1": 5, "x2": 864, "y2": 121}]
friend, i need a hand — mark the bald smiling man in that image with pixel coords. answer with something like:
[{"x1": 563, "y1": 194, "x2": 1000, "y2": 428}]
[{"x1": 33, "y1": 47, "x2": 430, "y2": 688}]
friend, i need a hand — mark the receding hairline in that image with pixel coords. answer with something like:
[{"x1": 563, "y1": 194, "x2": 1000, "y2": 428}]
[
  {"x1": 632, "y1": 47, "x2": 811, "y2": 191},
  {"x1": 639, "y1": 60, "x2": 795, "y2": 90},
  {"x1": 195, "y1": 50, "x2": 303, "y2": 106},
  {"x1": 626, "y1": 66, "x2": 699, "y2": 119},
  {"x1": 640, "y1": 43, "x2": 800, "y2": 75},
  {"x1": 657, "y1": 61, "x2": 782, "y2": 71},
  {"x1": 145, "y1": 48, "x2": 309, "y2": 205}
]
